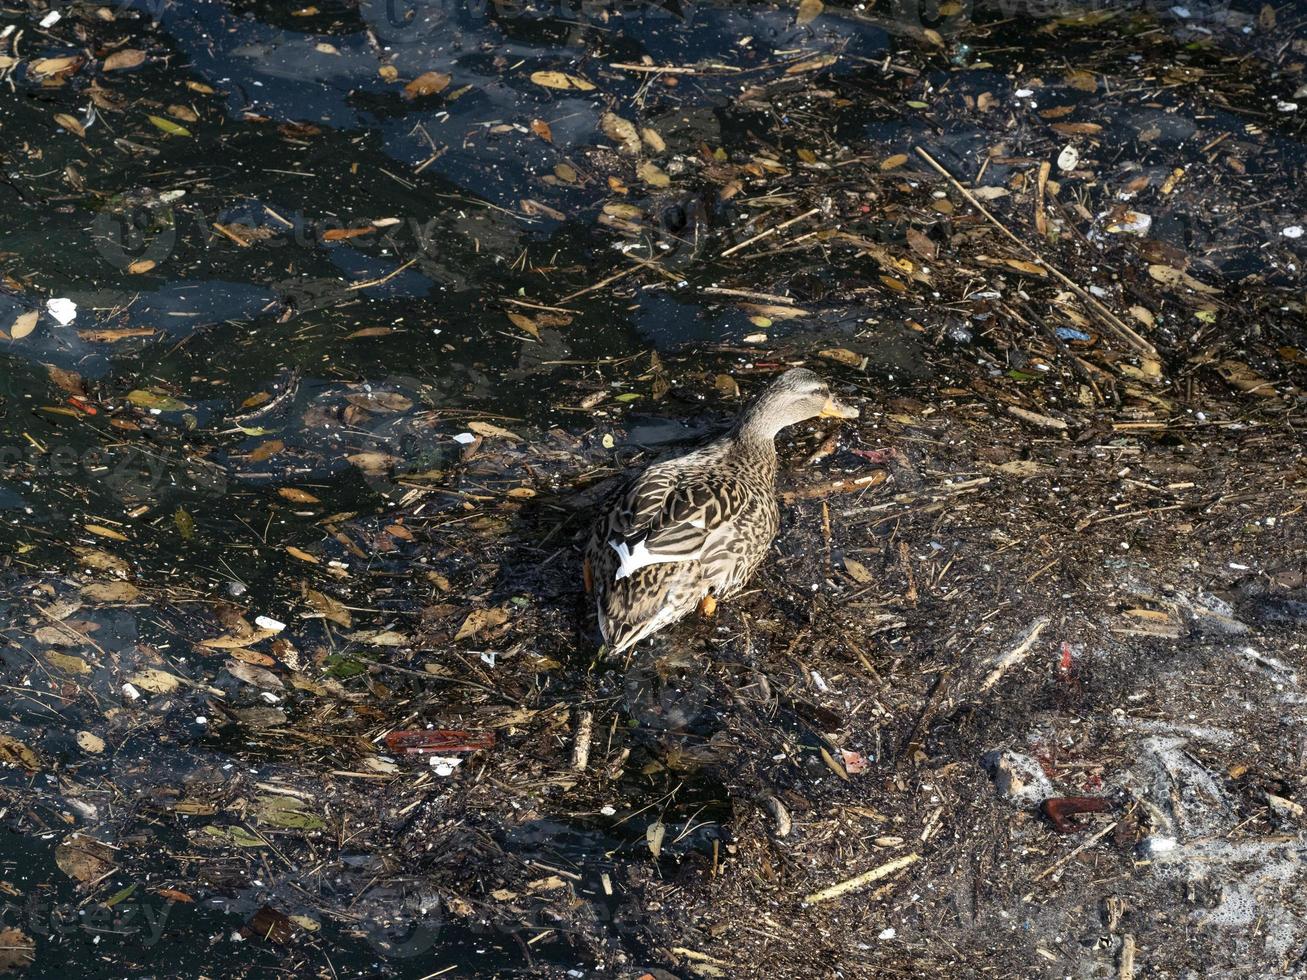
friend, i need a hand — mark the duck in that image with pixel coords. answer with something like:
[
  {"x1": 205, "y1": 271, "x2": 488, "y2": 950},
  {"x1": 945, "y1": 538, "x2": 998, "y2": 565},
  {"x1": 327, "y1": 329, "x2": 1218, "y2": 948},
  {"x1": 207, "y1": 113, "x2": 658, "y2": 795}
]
[{"x1": 584, "y1": 368, "x2": 859, "y2": 655}]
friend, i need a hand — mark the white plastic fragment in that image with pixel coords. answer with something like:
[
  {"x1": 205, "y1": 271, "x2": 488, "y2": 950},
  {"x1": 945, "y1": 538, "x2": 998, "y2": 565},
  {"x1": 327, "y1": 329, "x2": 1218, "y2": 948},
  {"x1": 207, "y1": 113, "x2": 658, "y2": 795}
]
[
  {"x1": 1057, "y1": 144, "x2": 1079, "y2": 172},
  {"x1": 878, "y1": 928, "x2": 897, "y2": 941},
  {"x1": 429, "y1": 755, "x2": 464, "y2": 776},
  {"x1": 1282, "y1": 225, "x2": 1304, "y2": 239},
  {"x1": 254, "y1": 615, "x2": 286, "y2": 632},
  {"x1": 452, "y1": 432, "x2": 476, "y2": 444},
  {"x1": 40, "y1": 9, "x2": 61, "y2": 26},
  {"x1": 122, "y1": 683, "x2": 141, "y2": 701},
  {"x1": 46, "y1": 297, "x2": 77, "y2": 324}
]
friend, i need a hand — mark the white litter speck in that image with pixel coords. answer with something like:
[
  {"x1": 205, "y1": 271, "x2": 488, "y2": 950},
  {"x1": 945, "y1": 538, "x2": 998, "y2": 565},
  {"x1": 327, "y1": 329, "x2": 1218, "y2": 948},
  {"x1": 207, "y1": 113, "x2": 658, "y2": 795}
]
[
  {"x1": 480, "y1": 650, "x2": 496, "y2": 668},
  {"x1": 254, "y1": 615, "x2": 286, "y2": 632},
  {"x1": 195, "y1": 716, "x2": 208, "y2": 725},
  {"x1": 46, "y1": 297, "x2": 77, "y2": 324},
  {"x1": 1228, "y1": 562, "x2": 1250, "y2": 571},
  {"x1": 600, "y1": 805, "x2": 616, "y2": 816},
  {"x1": 1170, "y1": 5, "x2": 1190, "y2": 17},
  {"x1": 259, "y1": 691, "x2": 280, "y2": 704},
  {"x1": 810, "y1": 670, "x2": 828, "y2": 692},
  {"x1": 40, "y1": 9, "x2": 61, "y2": 26},
  {"x1": 1057, "y1": 144, "x2": 1079, "y2": 172},
  {"x1": 878, "y1": 927, "x2": 897, "y2": 940},
  {"x1": 1105, "y1": 211, "x2": 1152, "y2": 236},
  {"x1": 429, "y1": 755, "x2": 464, "y2": 776},
  {"x1": 1140, "y1": 835, "x2": 1177, "y2": 856},
  {"x1": 743, "y1": 332, "x2": 769, "y2": 344},
  {"x1": 1282, "y1": 225, "x2": 1304, "y2": 239},
  {"x1": 1276, "y1": 101, "x2": 1299, "y2": 113},
  {"x1": 121, "y1": 683, "x2": 141, "y2": 701},
  {"x1": 1089, "y1": 285, "x2": 1110, "y2": 298},
  {"x1": 1015, "y1": 87, "x2": 1034, "y2": 98},
  {"x1": 452, "y1": 432, "x2": 476, "y2": 445}
]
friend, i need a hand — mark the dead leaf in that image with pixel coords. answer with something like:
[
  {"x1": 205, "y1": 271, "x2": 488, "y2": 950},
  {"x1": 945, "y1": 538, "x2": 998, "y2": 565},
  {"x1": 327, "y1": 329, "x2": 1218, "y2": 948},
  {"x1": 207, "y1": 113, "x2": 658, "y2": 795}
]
[
  {"x1": 468, "y1": 420, "x2": 523, "y2": 442},
  {"x1": 54, "y1": 112, "x2": 85, "y2": 137},
  {"x1": 226, "y1": 659, "x2": 283, "y2": 690},
  {"x1": 818, "y1": 348, "x2": 864, "y2": 368},
  {"x1": 600, "y1": 112, "x2": 641, "y2": 154},
  {"x1": 636, "y1": 160, "x2": 670, "y2": 187},
  {"x1": 10, "y1": 311, "x2": 38, "y2": 339},
  {"x1": 0, "y1": 735, "x2": 40, "y2": 770},
  {"x1": 404, "y1": 70, "x2": 451, "y2": 99},
  {"x1": 786, "y1": 54, "x2": 837, "y2": 74},
  {"x1": 530, "y1": 118, "x2": 553, "y2": 142},
  {"x1": 455, "y1": 606, "x2": 509, "y2": 641},
  {"x1": 103, "y1": 48, "x2": 146, "y2": 71},
  {"x1": 85, "y1": 524, "x2": 128, "y2": 541},
  {"x1": 285, "y1": 546, "x2": 319, "y2": 564},
  {"x1": 71, "y1": 547, "x2": 130, "y2": 577},
  {"x1": 81, "y1": 581, "x2": 140, "y2": 602},
  {"x1": 507, "y1": 312, "x2": 540, "y2": 338},
  {"x1": 843, "y1": 558, "x2": 874, "y2": 583},
  {"x1": 796, "y1": 0, "x2": 824, "y2": 24},
  {"x1": 529, "y1": 70, "x2": 595, "y2": 91},
  {"x1": 305, "y1": 588, "x2": 352, "y2": 628},
  {"x1": 126, "y1": 668, "x2": 183, "y2": 694},
  {"x1": 278, "y1": 487, "x2": 321, "y2": 504},
  {"x1": 1214, "y1": 360, "x2": 1281, "y2": 399},
  {"x1": 55, "y1": 836, "x2": 114, "y2": 882},
  {"x1": 0, "y1": 927, "x2": 35, "y2": 973}
]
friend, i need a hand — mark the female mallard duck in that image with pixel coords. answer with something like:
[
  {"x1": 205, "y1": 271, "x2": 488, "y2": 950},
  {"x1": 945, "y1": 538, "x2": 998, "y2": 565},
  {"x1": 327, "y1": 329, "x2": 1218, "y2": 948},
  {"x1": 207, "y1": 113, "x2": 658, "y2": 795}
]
[{"x1": 585, "y1": 368, "x2": 859, "y2": 654}]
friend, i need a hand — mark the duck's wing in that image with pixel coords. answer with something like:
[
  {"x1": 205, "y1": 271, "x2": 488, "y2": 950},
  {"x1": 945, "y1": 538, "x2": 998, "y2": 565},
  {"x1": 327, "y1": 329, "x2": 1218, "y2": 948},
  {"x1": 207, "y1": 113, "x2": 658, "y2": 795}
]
[{"x1": 603, "y1": 458, "x2": 749, "y2": 582}]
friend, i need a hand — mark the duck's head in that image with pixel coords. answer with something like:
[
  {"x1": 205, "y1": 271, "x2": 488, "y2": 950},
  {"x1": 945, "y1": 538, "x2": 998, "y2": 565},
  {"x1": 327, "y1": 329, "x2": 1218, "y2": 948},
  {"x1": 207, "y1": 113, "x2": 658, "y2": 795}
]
[{"x1": 739, "y1": 367, "x2": 859, "y2": 442}]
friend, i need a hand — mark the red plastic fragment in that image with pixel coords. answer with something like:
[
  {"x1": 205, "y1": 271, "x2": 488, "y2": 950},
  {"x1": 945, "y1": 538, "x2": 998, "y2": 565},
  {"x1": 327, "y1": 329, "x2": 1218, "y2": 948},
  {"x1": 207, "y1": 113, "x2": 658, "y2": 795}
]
[
  {"x1": 383, "y1": 729, "x2": 496, "y2": 755},
  {"x1": 1041, "y1": 796, "x2": 1111, "y2": 833}
]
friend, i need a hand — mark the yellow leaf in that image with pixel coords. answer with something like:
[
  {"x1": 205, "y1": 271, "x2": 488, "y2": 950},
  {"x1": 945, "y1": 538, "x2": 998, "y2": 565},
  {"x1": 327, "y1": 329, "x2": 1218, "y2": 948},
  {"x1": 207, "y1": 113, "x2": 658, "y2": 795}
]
[
  {"x1": 879, "y1": 153, "x2": 908, "y2": 170},
  {"x1": 54, "y1": 113, "x2": 85, "y2": 137},
  {"x1": 285, "y1": 546, "x2": 320, "y2": 564},
  {"x1": 507, "y1": 312, "x2": 540, "y2": 338},
  {"x1": 600, "y1": 111, "x2": 641, "y2": 154},
  {"x1": 529, "y1": 70, "x2": 595, "y2": 91},
  {"x1": 147, "y1": 115, "x2": 191, "y2": 137},
  {"x1": 85, "y1": 524, "x2": 129, "y2": 541},
  {"x1": 796, "y1": 0, "x2": 824, "y2": 24},
  {"x1": 103, "y1": 49, "x2": 146, "y2": 71},
  {"x1": 126, "y1": 258, "x2": 156, "y2": 274},
  {"x1": 530, "y1": 118, "x2": 553, "y2": 142},
  {"x1": 636, "y1": 160, "x2": 670, "y2": 187},
  {"x1": 455, "y1": 606, "x2": 509, "y2": 641},
  {"x1": 278, "y1": 487, "x2": 321, "y2": 504},
  {"x1": 403, "y1": 70, "x2": 451, "y2": 99},
  {"x1": 10, "y1": 310, "x2": 39, "y2": 340}
]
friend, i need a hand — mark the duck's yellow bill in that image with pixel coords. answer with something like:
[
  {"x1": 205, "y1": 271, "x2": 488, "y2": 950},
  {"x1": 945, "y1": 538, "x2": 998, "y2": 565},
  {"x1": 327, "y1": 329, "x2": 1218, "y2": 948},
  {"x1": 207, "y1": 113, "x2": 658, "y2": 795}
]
[{"x1": 820, "y1": 396, "x2": 860, "y2": 419}]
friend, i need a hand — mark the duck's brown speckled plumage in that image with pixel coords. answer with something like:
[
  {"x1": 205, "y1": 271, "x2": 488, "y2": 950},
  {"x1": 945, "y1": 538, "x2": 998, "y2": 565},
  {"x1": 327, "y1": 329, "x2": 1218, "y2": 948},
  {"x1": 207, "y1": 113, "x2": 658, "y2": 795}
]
[{"x1": 585, "y1": 369, "x2": 858, "y2": 654}]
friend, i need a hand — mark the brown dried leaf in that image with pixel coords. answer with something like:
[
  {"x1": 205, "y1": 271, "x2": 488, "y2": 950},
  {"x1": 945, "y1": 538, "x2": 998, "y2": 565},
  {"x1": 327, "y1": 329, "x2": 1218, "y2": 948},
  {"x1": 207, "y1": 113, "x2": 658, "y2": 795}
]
[
  {"x1": 403, "y1": 70, "x2": 451, "y2": 99},
  {"x1": 103, "y1": 49, "x2": 146, "y2": 71}
]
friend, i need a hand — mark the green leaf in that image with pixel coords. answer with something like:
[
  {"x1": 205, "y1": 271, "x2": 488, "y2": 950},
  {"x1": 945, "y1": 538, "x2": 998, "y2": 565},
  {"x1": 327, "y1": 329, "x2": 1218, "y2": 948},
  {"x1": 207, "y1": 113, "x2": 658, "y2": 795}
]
[
  {"x1": 148, "y1": 115, "x2": 192, "y2": 137},
  {"x1": 105, "y1": 883, "x2": 138, "y2": 908},
  {"x1": 127, "y1": 389, "x2": 189, "y2": 411}
]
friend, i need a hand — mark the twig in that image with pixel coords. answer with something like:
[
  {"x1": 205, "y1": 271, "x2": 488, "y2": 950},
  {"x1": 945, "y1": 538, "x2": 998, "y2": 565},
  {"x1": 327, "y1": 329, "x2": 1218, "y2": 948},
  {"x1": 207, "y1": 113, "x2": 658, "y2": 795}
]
[
  {"x1": 571, "y1": 710, "x2": 593, "y2": 771},
  {"x1": 980, "y1": 617, "x2": 1051, "y2": 692},
  {"x1": 1118, "y1": 933, "x2": 1136, "y2": 980},
  {"x1": 701, "y1": 286, "x2": 797, "y2": 305},
  {"x1": 721, "y1": 207, "x2": 821, "y2": 258},
  {"x1": 914, "y1": 146, "x2": 1157, "y2": 358},
  {"x1": 345, "y1": 257, "x2": 418, "y2": 292},
  {"x1": 1028, "y1": 813, "x2": 1125, "y2": 886},
  {"x1": 556, "y1": 266, "x2": 640, "y2": 304},
  {"x1": 803, "y1": 852, "x2": 920, "y2": 904},
  {"x1": 780, "y1": 471, "x2": 886, "y2": 503}
]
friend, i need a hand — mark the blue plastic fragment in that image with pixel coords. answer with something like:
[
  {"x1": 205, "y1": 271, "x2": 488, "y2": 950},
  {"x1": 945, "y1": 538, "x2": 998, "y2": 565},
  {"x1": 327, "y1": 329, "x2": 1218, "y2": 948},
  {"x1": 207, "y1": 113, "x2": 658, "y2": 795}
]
[{"x1": 1055, "y1": 327, "x2": 1092, "y2": 342}]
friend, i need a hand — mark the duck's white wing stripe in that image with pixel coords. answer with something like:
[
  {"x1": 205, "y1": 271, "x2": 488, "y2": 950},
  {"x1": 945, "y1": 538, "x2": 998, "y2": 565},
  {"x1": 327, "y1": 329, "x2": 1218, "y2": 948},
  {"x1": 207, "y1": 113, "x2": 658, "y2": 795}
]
[{"x1": 609, "y1": 535, "x2": 703, "y2": 581}]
